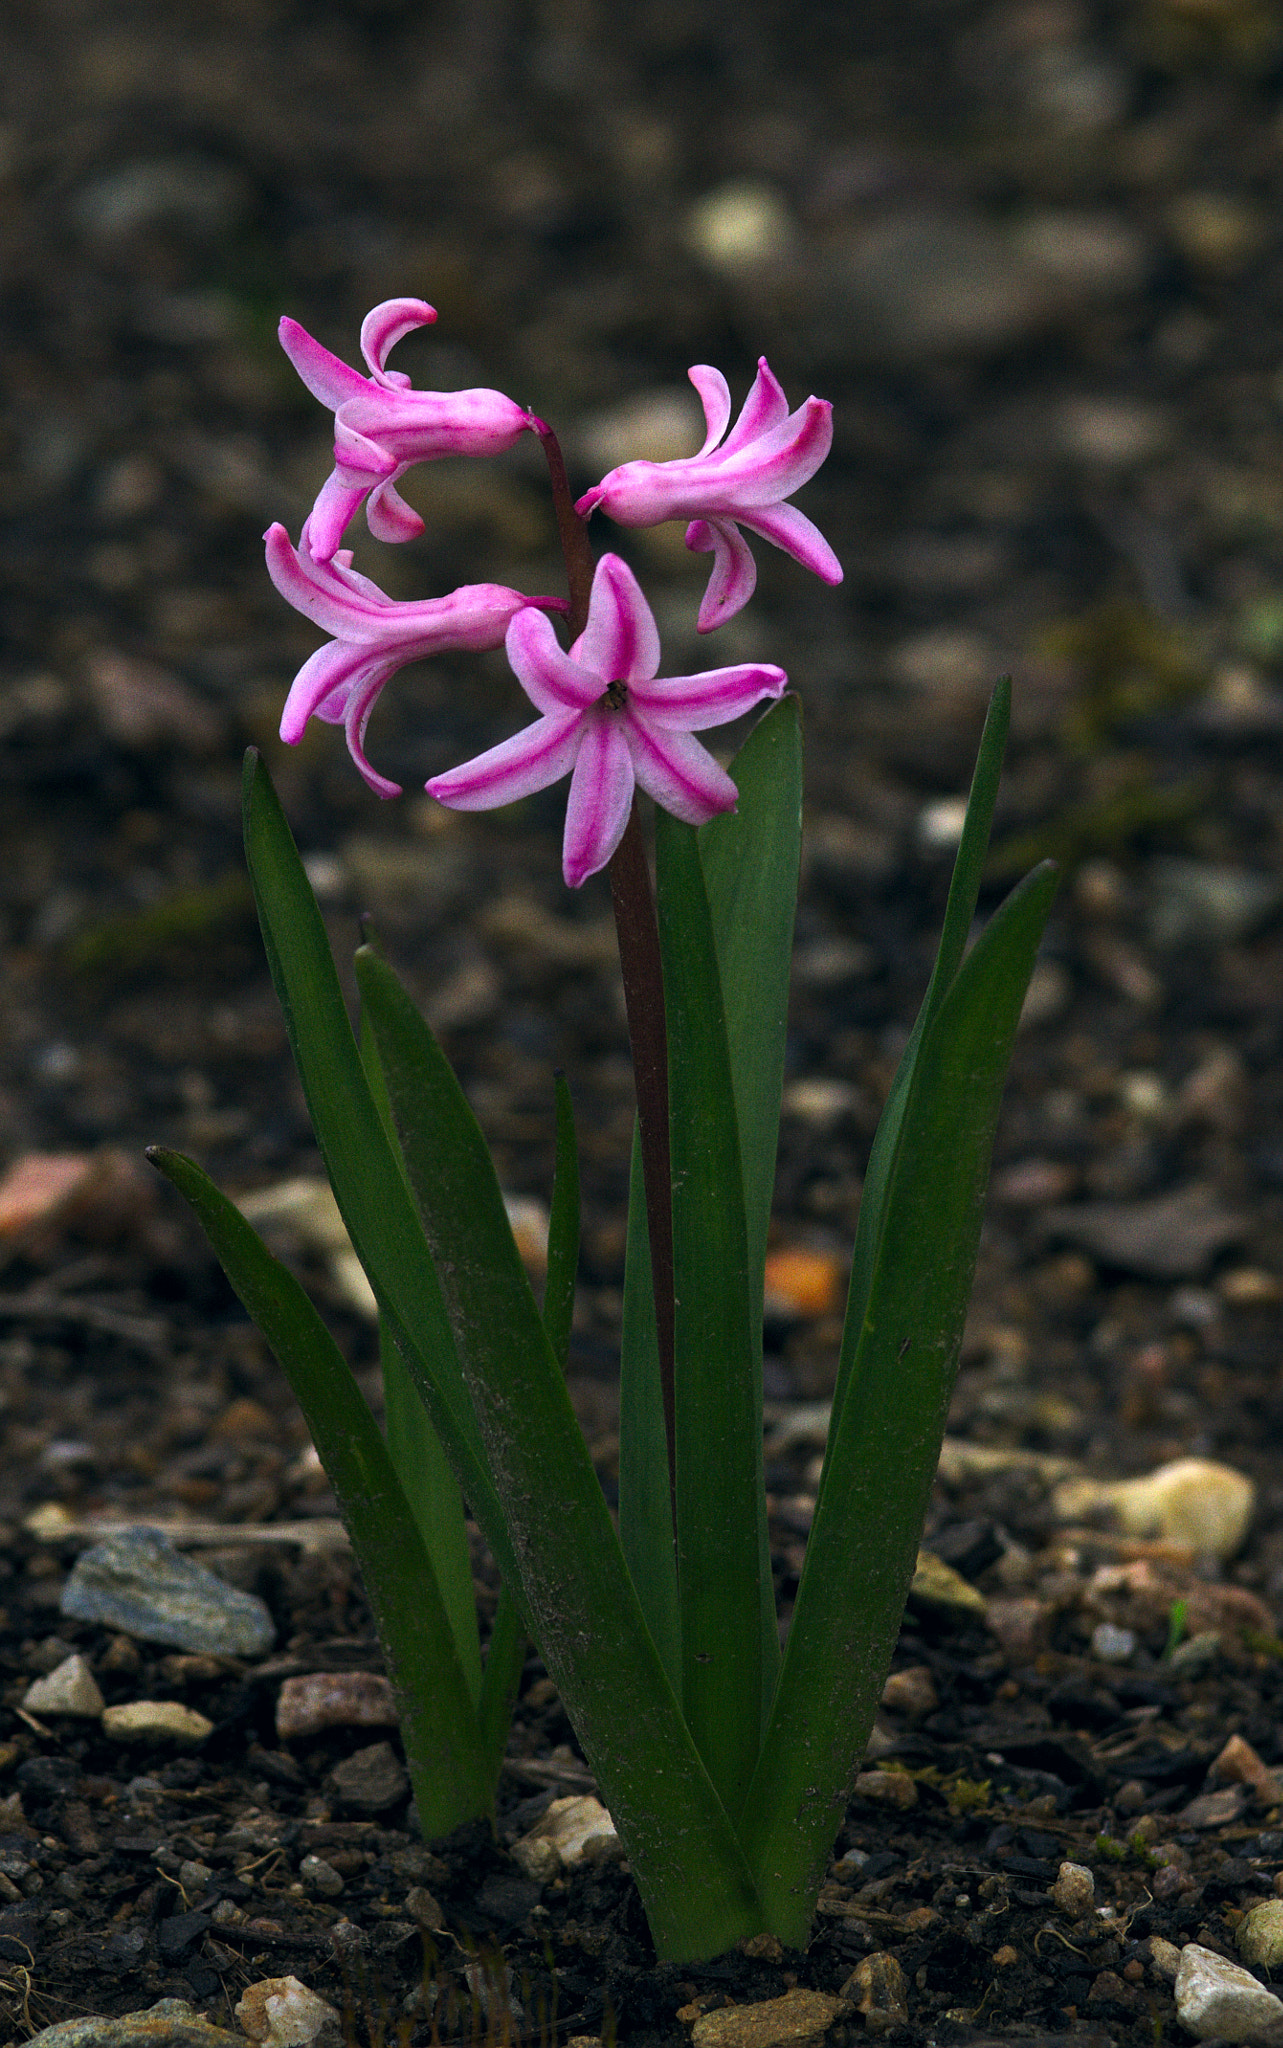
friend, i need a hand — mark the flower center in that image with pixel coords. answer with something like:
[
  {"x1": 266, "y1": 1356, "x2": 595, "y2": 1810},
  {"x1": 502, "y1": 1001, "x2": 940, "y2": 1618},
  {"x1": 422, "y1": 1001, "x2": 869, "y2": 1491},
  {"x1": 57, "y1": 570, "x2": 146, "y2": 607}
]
[{"x1": 601, "y1": 679, "x2": 629, "y2": 711}]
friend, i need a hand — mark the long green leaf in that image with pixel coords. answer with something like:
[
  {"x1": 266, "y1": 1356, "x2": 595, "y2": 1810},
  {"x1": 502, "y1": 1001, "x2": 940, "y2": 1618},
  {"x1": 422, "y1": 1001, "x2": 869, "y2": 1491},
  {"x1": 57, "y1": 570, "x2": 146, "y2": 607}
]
[
  {"x1": 147, "y1": 1146, "x2": 494, "y2": 1833},
  {"x1": 355, "y1": 944, "x2": 765, "y2": 1959},
  {"x1": 740, "y1": 859, "x2": 1058, "y2": 1942},
  {"x1": 617, "y1": 1123, "x2": 681, "y2": 1684},
  {"x1": 240, "y1": 750, "x2": 512, "y2": 1579},
  {"x1": 832, "y1": 677, "x2": 1012, "y2": 1429},
  {"x1": 542, "y1": 1074, "x2": 580, "y2": 1373},
  {"x1": 698, "y1": 697, "x2": 801, "y2": 1725}
]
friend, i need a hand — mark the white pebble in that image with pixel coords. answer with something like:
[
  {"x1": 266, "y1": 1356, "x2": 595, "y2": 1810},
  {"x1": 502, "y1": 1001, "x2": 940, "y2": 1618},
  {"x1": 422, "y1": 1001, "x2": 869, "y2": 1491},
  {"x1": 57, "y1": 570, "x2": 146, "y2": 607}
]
[
  {"x1": 1175, "y1": 1942, "x2": 1283, "y2": 2045},
  {"x1": 22, "y1": 1653, "x2": 104, "y2": 1718}
]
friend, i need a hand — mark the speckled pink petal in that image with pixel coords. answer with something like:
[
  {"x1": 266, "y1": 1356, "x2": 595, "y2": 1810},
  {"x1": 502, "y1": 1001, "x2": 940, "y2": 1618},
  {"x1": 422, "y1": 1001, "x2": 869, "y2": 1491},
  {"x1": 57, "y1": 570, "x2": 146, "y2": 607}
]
[
  {"x1": 625, "y1": 719, "x2": 739, "y2": 825},
  {"x1": 574, "y1": 554, "x2": 661, "y2": 683},
  {"x1": 717, "y1": 356, "x2": 789, "y2": 457},
  {"x1": 628, "y1": 661, "x2": 786, "y2": 730},
  {"x1": 561, "y1": 715, "x2": 635, "y2": 886},
  {"x1": 427, "y1": 709, "x2": 585, "y2": 811},
  {"x1": 688, "y1": 364, "x2": 732, "y2": 456},
  {"x1": 686, "y1": 517, "x2": 758, "y2": 632},
  {"x1": 507, "y1": 606, "x2": 602, "y2": 716},
  {"x1": 277, "y1": 317, "x2": 368, "y2": 408}
]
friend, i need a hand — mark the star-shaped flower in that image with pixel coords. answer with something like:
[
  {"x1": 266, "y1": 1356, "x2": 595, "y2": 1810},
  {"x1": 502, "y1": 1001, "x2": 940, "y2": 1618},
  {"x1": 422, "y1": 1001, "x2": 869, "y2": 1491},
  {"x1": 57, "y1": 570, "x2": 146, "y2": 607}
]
[
  {"x1": 279, "y1": 298, "x2": 539, "y2": 563},
  {"x1": 266, "y1": 522, "x2": 565, "y2": 798},
  {"x1": 427, "y1": 553, "x2": 787, "y2": 887},
  {"x1": 575, "y1": 359, "x2": 842, "y2": 632}
]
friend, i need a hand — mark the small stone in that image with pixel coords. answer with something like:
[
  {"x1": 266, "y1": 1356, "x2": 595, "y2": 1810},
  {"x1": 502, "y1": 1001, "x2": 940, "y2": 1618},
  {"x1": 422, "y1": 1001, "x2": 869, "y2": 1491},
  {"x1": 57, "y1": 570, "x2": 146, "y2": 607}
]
[
  {"x1": 23, "y1": 1654, "x2": 104, "y2": 1718},
  {"x1": 235, "y1": 1979, "x2": 342, "y2": 2048},
  {"x1": 1090, "y1": 1621, "x2": 1136, "y2": 1665},
  {"x1": 691, "y1": 1988, "x2": 849, "y2": 2048},
  {"x1": 1174, "y1": 1941, "x2": 1283, "y2": 2045},
  {"x1": 1045, "y1": 1187, "x2": 1248, "y2": 1281},
  {"x1": 842, "y1": 1954, "x2": 908, "y2": 2036},
  {"x1": 101, "y1": 1701, "x2": 213, "y2": 1748},
  {"x1": 984, "y1": 1595, "x2": 1049, "y2": 1660},
  {"x1": 1053, "y1": 1456, "x2": 1255, "y2": 1559},
  {"x1": 298, "y1": 1856, "x2": 344, "y2": 1899},
  {"x1": 1239, "y1": 1904, "x2": 1283, "y2": 1973},
  {"x1": 510, "y1": 1795, "x2": 619, "y2": 1880},
  {"x1": 1169, "y1": 1630, "x2": 1224, "y2": 1677},
  {"x1": 762, "y1": 1247, "x2": 843, "y2": 1320},
  {"x1": 684, "y1": 182, "x2": 795, "y2": 276},
  {"x1": 328, "y1": 1742, "x2": 407, "y2": 1815},
  {"x1": 1147, "y1": 1937, "x2": 1182, "y2": 1981},
  {"x1": 61, "y1": 1528, "x2": 275, "y2": 1656},
  {"x1": 1181, "y1": 1785, "x2": 1250, "y2": 1830},
  {"x1": 1210, "y1": 1734, "x2": 1283, "y2": 1807},
  {"x1": 854, "y1": 1770, "x2": 917, "y2": 1809},
  {"x1": 909, "y1": 1549, "x2": 986, "y2": 1621},
  {"x1": 276, "y1": 1673, "x2": 397, "y2": 1740},
  {"x1": 404, "y1": 1886, "x2": 444, "y2": 1931},
  {"x1": 1051, "y1": 1862, "x2": 1095, "y2": 1917},
  {"x1": 992, "y1": 1944, "x2": 1019, "y2": 1968},
  {"x1": 880, "y1": 1665, "x2": 938, "y2": 1718},
  {"x1": 19, "y1": 1997, "x2": 242, "y2": 2048}
]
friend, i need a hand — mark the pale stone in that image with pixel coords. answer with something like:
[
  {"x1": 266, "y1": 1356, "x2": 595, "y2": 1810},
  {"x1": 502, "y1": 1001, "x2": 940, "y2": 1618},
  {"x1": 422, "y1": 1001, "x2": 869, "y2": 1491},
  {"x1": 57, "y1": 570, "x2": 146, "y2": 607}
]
[
  {"x1": 880, "y1": 1666, "x2": 938, "y2": 1718},
  {"x1": 101, "y1": 1701, "x2": 213, "y2": 1747},
  {"x1": 511, "y1": 1795, "x2": 619, "y2": 1880},
  {"x1": 275, "y1": 1672, "x2": 397, "y2": 1739},
  {"x1": 1211, "y1": 1733, "x2": 1283, "y2": 1806},
  {"x1": 909, "y1": 1549, "x2": 986, "y2": 1619},
  {"x1": 1239, "y1": 1904, "x2": 1283, "y2": 1973},
  {"x1": 235, "y1": 1979, "x2": 341, "y2": 2048},
  {"x1": 842, "y1": 1954, "x2": 907, "y2": 2036},
  {"x1": 1052, "y1": 1456, "x2": 1255, "y2": 1559},
  {"x1": 1147, "y1": 1937, "x2": 1182, "y2": 1981},
  {"x1": 854, "y1": 1770, "x2": 917, "y2": 1809},
  {"x1": 19, "y1": 1997, "x2": 241, "y2": 2048},
  {"x1": 23, "y1": 1653, "x2": 104, "y2": 1718},
  {"x1": 691, "y1": 1989, "x2": 849, "y2": 2048},
  {"x1": 1174, "y1": 1942, "x2": 1283, "y2": 2045},
  {"x1": 684, "y1": 182, "x2": 795, "y2": 276},
  {"x1": 1051, "y1": 1862, "x2": 1095, "y2": 1918}
]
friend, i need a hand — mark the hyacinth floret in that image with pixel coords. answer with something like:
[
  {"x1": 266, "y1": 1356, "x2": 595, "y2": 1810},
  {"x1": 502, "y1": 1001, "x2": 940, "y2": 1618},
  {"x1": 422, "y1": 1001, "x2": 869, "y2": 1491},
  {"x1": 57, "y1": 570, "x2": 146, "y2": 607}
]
[
  {"x1": 279, "y1": 297, "x2": 539, "y2": 564},
  {"x1": 574, "y1": 357, "x2": 842, "y2": 632},
  {"x1": 427, "y1": 553, "x2": 787, "y2": 887}
]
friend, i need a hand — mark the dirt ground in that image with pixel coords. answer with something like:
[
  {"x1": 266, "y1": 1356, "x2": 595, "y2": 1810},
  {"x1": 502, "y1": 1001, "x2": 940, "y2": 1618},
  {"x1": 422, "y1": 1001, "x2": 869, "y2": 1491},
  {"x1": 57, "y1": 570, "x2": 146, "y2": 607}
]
[{"x1": 0, "y1": 0, "x2": 1282, "y2": 2040}]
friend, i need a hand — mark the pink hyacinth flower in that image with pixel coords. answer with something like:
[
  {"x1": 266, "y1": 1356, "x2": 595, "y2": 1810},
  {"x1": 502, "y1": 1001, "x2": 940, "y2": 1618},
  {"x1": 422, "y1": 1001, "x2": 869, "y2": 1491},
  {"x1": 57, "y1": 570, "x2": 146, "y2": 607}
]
[
  {"x1": 266, "y1": 521, "x2": 565, "y2": 799},
  {"x1": 279, "y1": 298, "x2": 539, "y2": 563},
  {"x1": 575, "y1": 358, "x2": 842, "y2": 633},
  {"x1": 427, "y1": 553, "x2": 787, "y2": 888}
]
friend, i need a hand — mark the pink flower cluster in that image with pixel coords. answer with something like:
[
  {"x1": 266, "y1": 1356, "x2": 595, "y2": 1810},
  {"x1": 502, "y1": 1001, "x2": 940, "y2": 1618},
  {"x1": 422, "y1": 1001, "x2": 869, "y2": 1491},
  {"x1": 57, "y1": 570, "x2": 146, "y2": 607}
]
[{"x1": 268, "y1": 299, "x2": 841, "y2": 885}]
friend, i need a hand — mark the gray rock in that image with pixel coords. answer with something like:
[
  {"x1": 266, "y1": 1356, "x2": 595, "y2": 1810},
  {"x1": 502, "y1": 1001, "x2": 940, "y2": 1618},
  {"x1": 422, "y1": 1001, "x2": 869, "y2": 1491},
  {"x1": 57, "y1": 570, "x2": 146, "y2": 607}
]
[
  {"x1": 22, "y1": 1997, "x2": 241, "y2": 2048},
  {"x1": 1044, "y1": 1185, "x2": 1248, "y2": 1279},
  {"x1": 1240, "y1": 1904, "x2": 1283, "y2": 1973},
  {"x1": 329, "y1": 1742, "x2": 408, "y2": 1814},
  {"x1": 1174, "y1": 1942, "x2": 1283, "y2": 2044},
  {"x1": 23, "y1": 1652, "x2": 104, "y2": 1717},
  {"x1": 61, "y1": 1528, "x2": 275, "y2": 1656},
  {"x1": 1146, "y1": 857, "x2": 1281, "y2": 951}
]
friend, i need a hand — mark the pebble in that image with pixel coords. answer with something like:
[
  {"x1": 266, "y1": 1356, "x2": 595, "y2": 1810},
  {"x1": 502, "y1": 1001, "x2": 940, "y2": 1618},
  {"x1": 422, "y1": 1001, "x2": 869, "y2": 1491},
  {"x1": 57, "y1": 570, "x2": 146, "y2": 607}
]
[
  {"x1": 690, "y1": 1988, "x2": 849, "y2": 2048},
  {"x1": 762, "y1": 1247, "x2": 843, "y2": 1319},
  {"x1": 328, "y1": 1742, "x2": 407, "y2": 1814},
  {"x1": 1090, "y1": 1621, "x2": 1136, "y2": 1664},
  {"x1": 235, "y1": 1979, "x2": 342, "y2": 2048},
  {"x1": 1045, "y1": 1186, "x2": 1248, "y2": 1279},
  {"x1": 909, "y1": 1549, "x2": 987, "y2": 1621},
  {"x1": 1147, "y1": 1937, "x2": 1182, "y2": 1981},
  {"x1": 22, "y1": 1653, "x2": 105, "y2": 1718},
  {"x1": 1168, "y1": 1631, "x2": 1224, "y2": 1677},
  {"x1": 684, "y1": 181, "x2": 795, "y2": 276},
  {"x1": 1051, "y1": 1862, "x2": 1095, "y2": 1917},
  {"x1": 101, "y1": 1702, "x2": 213, "y2": 1748},
  {"x1": 842, "y1": 1954, "x2": 908, "y2": 2036},
  {"x1": 1240, "y1": 1904, "x2": 1283, "y2": 1973},
  {"x1": 1053, "y1": 1456, "x2": 1255, "y2": 1558},
  {"x1": 853, "y1": 1770, "x2": 917, "y2": 1810},
  {"x1": 1211, "y1": 1734, "x2": 1283, "y2": 1806},
  {"x1": 275, "y1": 1673, "x2": 398, "y2": 1740},
  {"x1": 1146, "y1": 858, "x2": 1280, "y2": 951},
  {"x1": 510, "y1": 1796, "x2": 619, "y2": 1881},
  {"x1": 1174, "y1": 1942, "x2": 1283, "y2": 2045},
  {"x1": 880, "y1": 1665, "x2": 938, "y2": 1718},
  {"x1": 19, "y1": 1998, "x2": 241, "y2": 2048},
  {"x1": 298, "y1": 1855, "x2": 344, "y2": 1899},
  {"x1": 61, "y1": 1528, "x2": 275, "y2": 1656},
  {"x1": 1180, "y1": 1785, "x2": 1249, "y2": 1829}
]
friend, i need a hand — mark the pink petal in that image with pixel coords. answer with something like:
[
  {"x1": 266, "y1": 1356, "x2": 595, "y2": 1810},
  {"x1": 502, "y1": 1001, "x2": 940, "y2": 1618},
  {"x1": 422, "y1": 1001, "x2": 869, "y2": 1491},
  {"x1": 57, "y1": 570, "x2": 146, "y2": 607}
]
[
  {"x1": 688, "y1": 365, "x2": 732, "y2": 456},
  {"x1": 562, "y1": 716, "x2": 635, "y2": 886},
  {"x1": 628, "y1": 662, "x2": 786, "y2": 730},
  {"x1": 574, "y1": 555, "x2": 661, "y2": 683},
  {"x1": 711, "y1": 396, "x2": 833, "y2": 507},
  {"x1": 427, "y1": 709, "x2": 584, "y2": 811},
  {"x1": 278, "y1": 317, "x2": 369, "y2": 408},
  {"x1": 343, "y1": 665, "x2": 405, "y2": 798},
  {"x1": 507, "y1": 607, "x2": 602, "y2": 716},
  {"x1": 304, "y1": 472, "x2": 370, "y2": 563},
  {"x1": 279, "y1": 639, "x2": 388, "y2": 742},
  {"x1": 717, "y1": 357, "x2": 790, "y2": 457},
  {"x1": 359, "y1": 298, "x2": 437, "y2": 379},
  {"x1": 265, "y1": 525, "x2": 396, "y2": 641},
  {"x1": 366, "y1": 477, "x2": 425, "y2": 544},
  {"x1": 739, "y1": 501, "x2": 844, "y2": 584},
  {"x1": 686, "y1": 517, "x2": 758, "y2": 632},
  {"x1": 625, "y1": 719, "x2": 739, "y2": 825}
]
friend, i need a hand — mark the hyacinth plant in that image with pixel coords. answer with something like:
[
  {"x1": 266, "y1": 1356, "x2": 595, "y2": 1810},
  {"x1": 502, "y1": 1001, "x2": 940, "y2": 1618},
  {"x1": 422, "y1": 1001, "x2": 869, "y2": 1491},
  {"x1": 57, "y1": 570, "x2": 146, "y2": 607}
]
[{"x1": 149, "y1": 298, "x2": 1057, "y2": 1964}]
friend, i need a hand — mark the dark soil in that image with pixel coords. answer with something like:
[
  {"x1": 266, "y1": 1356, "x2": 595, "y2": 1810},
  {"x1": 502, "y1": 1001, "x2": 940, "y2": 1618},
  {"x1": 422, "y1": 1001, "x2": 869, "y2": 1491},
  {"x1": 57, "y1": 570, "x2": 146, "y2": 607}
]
[{"x1": 1, "y1": 0, "x2": 1282, "y2": 2041}]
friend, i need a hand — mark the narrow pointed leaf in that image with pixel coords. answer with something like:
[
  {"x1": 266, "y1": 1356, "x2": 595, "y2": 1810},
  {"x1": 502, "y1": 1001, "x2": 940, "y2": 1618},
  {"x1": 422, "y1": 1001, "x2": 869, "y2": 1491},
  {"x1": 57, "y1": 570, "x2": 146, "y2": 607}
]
[
  {"x1": 655, "y1": 809, "x2": 765, "y2": 1822},
  {"x1": 617, "y1": 1124, "x2": 681, "y2": 1684},
  {"x1": 741, "y1": 859, "x2": 1058, "y2": 1943},
  {"x1": 240, "y1": 749, "x2": 511, "y2": 1574},
  {"x1": 477, "y1": 1583, "x2": 526, "y2": 1782},
  {"x1": 833, "y1": 678, "x2": 1012, "y2": 1427},
  {"x1": 147, "y1": 1146, "x2": 494, "y2": 1833},
  {"x1": 543, "y1": 1074, "x2": 580, "y2": 1373},
  {"x1": 356, "y1": 943, "x2": 766, "y2": 1960}
]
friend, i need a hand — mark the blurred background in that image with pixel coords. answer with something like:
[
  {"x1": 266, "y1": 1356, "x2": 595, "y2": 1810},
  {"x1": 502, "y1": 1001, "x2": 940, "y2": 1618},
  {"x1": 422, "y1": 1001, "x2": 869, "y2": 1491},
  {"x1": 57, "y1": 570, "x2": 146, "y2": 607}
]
[{"x1": 0, "y1": 0, "x2": 1280, "y2": 1410}]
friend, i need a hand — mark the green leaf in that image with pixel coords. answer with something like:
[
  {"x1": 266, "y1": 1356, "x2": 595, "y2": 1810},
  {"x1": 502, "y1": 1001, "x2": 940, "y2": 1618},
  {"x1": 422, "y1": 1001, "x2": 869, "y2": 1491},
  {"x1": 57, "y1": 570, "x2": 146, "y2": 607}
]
[
  {"x1": 740, "y1": 858, "x2": 1058, "y2": 1943},
  {"x1": 542, "y1": 1074, "x2": 580, "y2": 1373},
  {"x1": 655, "y1": 809, "x2": 766, "y2": 1822},
  {"x1": 147, "y1": 1146, "x2": 494, "y2": 1834},
  {"x1": 833, "y1": 678, "x2": 1012, "y2": 1428},
  {"x1": 477, "y1": 1583, "x2": 525, "y2": 1783},
  {"x1": 355, "y1": 942, "x2": 766, "y2": 1961},
  {"x1": 240, "y1": 750, "x2": 511, "y2": 1577},
  {"x1": 617, "y1": 1122, "x2": 681, "y2": 1685},
  {"x1": 698, "y1": 695, "x2": 801, "y2": 1720}
]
